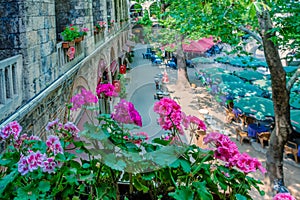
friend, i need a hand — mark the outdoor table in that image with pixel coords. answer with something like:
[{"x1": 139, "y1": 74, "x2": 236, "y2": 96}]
[
  {"x1": 247, "y1": 123, "x2": 268, "y2": 138},
  {"x1": 144, "y1": 52, "x2": 152, "y2": 59},
  {"x1": 167, "y1": 61, "x2": 177, "y2": 69},
  {"x1": 153, "y1": 58, "x2": 162, "y2": 64}
]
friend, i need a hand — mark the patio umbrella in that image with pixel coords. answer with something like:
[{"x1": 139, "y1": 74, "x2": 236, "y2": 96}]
[
  {"x1": 210, "y1": 73, "x2": 243, "y2": 83},
  {"x1": 290, "y1": 93, "x2": 300, "y2": 109},
  {"x1": 215, "y1": 56, "x2": 232, "y2": 64},
  {"x1": 200, "y1": 67, "x2": 226, "y2": 75},
  {"x1": 234, "y1": 70, "x2": 265, "y2": 82},
  {"x1": 284, "y1": 66, "x2": 298, "y2": 74},
  {"x1": 191, "y1": 57, "x2": 215, "y2": 64},
  {"x1": 252, "y1": 79, "x2": 272, "y2": 91},
  {"x1": 219, "y1": 82, "x2": 265, "y2": 98},
  {"x1": 234, "y1": 96, "x2": 274, "y2": 120},
  {"x1": 291, "y1": 110, "x2": 300, "y2": 133}
]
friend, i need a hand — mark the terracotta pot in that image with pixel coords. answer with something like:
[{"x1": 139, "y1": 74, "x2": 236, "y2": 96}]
[{"x1": 62, "y1": 42, "x2": 69, "y2": 49}]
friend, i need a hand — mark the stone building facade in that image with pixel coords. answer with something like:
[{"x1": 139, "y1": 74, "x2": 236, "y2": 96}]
[{"x1": 0, "y1": 0, "x2": 132, "y2": 137}]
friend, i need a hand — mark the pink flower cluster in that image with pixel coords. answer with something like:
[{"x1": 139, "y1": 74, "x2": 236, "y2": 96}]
[
  {"x1": 153, "y1": 98, "x2": 183, "y2": 133},
  {"x1": 204, "y1": 132, "x2": 266, "y2": 174},
  {"x1": 67, "y1": 46, "x2": 76, "y2": 60},
  {"x1": 96, "y1": 83, "x2": 118, "y2": 98},
  {"x1": 111, "y1": 99, "x2": 142, "y2": 127},
  {"x1": 14, "y1": 133, "x2": 41, "y2": 149},
  {"x1": 0, "y1": 121, "x2": 22, "y2": 140},
  {"x1": 18, "y1": 150, "x2": 61, "y2": 175},
  {"x1": 46, "y1": 119, "x2": 80, "y2": 138},
  {"x1": 183, "y1": 115, "x2": 207, "y2": 131},
  {"x1": 154, "y1": 98, "x2": 206, "y2": 135},
  {"x1": 273, "y1": 193, "x2": 296, "y2": 200},
  {"x1": 46, "y1": 135, "x2": 64, "y2": 155},
  {"x1": 70, "y1": 88, "x2": 98, "y2": 111}
]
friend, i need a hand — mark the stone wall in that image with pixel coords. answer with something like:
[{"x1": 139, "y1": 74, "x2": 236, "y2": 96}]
[{"x1": 0, "y1": 0, "x2": 130, "y2": 137}]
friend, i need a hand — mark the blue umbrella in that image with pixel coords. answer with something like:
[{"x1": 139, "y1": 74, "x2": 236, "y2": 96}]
[
  {"x1": 290, "y1": 93, "x2": 300, "y2": 109},
  {"x1": 234, "y1": 70, "x2": 266, "y2": 82},
  {"x1": 234, "y1": 97, "x2": 274, "y2": 120},
  {"x1": 291, "y1": 110, "x2": 300, "y2": 133},
  {"x1": 219, "y1": 82, "x2": 265, "y2": 98}
]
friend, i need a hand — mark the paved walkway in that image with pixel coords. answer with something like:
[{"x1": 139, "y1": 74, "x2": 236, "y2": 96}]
[{"x1": 125, "y1": 43, "x2": 300, "y2": 199}]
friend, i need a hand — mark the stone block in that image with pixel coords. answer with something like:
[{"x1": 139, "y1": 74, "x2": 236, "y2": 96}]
[
  {"x1": 26, "y1": 31, "x2": 39, "y2": 46},
  {"x1": 32, "y1": 16, "x2": 45, "y2": 31}
]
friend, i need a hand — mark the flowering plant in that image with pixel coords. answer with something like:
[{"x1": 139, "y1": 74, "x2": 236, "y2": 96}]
[
  {"x1": 79, "y1": 27, "x2": 89, "y2": 36},
  {"x1": 61, "y1": 25, "x2": 80, "y2": 41},
  {"x1": 95, "y1": 21, "x2": 106, "y2": 31},
  {"x1": 0, "y1": 83, "x2": 273, "y2": 199},
  {"x1": 96, "y1": 82, "x2": 118, "y2": 98}
]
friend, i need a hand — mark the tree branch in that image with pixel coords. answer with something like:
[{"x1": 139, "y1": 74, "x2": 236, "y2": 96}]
[
  {"x1": 227, "y1": 20, "x2": 263, "y2": 44},
  {"x1": 286, "y1": 67, "x2": 300, "y2": 92}
]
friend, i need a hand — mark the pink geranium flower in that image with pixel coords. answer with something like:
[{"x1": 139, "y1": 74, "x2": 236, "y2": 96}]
[
  {"x1": 273, "y1": 193, "x2": 296, "y2": 200},
  {"x1": 111, "y1": 99, "x2": 142, "y2": 127},
  {"x1": 70, "y1": 88, "x2": 98, "y2": 111},
  {"x1": 0, "y1": 121, "x2": 22, "y2": 140},
  {"x1": 96, "y1": 83, "x2": 118, "y2": 98},
  {"x1": 46, "y1": 135, "x2": 63, "y2": 155}
]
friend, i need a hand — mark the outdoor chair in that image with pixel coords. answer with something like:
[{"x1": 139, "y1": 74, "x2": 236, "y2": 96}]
[
  {"x1": 235, "y1": 127, "x2": 250, "y2": 145},
  {"x1": 257, "y1": 131, "x2": 271, "y2": 148},
  {"x1": 225, "y1": 107, "x2": 235, "y2": 124},
  {"x1": 284, "y1": 141, "x2": 299, "y2": 163}
]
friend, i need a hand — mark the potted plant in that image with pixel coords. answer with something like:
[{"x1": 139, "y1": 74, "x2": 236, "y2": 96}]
[
  {"x1": 61, "y1": 25, "x2": 80, "y2": 48},
  {"x1": 95, "y1": 21, "x2": 106, "y2": 34}
]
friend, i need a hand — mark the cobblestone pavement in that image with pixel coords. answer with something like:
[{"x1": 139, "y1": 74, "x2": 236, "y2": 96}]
[{"x1": 126, "y1": 43, "x2": 300, "y2": 199}]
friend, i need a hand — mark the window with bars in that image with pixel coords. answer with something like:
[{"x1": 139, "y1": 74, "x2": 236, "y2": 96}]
[{"x1": 0, "y1": 63, "x2": 18, "y2": 104}]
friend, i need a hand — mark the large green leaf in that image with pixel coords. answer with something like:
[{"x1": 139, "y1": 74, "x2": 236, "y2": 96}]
[
  {"x1": 133, "y1": 177, "x2": 149, "y2": 193},
  {"x1": 38, "y1": 181, "x2": 51, "y2": 193},
  {"x1": 0, "y1": 169, "x2": 18, "y2": 195},
  {"x1": 192, "y1": 181, "x2": 213, "y2": 200},
  {"x1": 103, "y1": 154, "x2": 126, "y2": 171},
  {"x1": 168, "y1": 186, "x2": 194, "y2": 200}
]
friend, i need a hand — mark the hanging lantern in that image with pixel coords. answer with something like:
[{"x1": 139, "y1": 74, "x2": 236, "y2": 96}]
[
  {"x1": 120, "y1": 64, "x2": 126, "y2": 74},
  {"x1": 113, "y1": 80, "x2": 121, "y2": 93}
]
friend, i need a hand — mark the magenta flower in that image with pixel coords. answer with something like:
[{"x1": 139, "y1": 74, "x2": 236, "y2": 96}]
[
  {"x1": 273, "y1": 193, "x2": 296, "y2": 200},
  {"x1": 18, "y1": 155, "x2": 30, "y2": 175},
  {"x1": 81, "y1": 88, "x2": 98, "y2": 104},
  {"x1": 132, "y1": 132, "x2": 149, "y2": 145},
  {"x1": 204, "y1": 132, "x2": 266, "y2": 174},
  {"x1": 0, "y1": 121, "x2": 22, "y2": 140},
  {"x1": 154, "y1": 98, "x2": 183, "y2": 132},
  {"x1": 46, "y1": 135, "x2": 63, "y2": 155},
  {"x1": 63, "y1": 122, "x2": 80, "y2": 137},
  {"x1": 186, "y1": 115, "x2": 207, "y2": 131},
  {"x1": 111, "y1": 99, "x2": 142, "y2": 127},
  {"x1": 46, "y1": 119, "x2": 59, "y2": 131},
  {"x1": 42, "y1": 157, "x2": 57, "y2": 174},
  {"x1": 96, "y1": 83, "x2": 118, "y2": 98}
]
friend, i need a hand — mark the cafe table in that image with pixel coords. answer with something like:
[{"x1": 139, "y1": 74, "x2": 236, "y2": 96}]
[{"x1": 247, "y1": 123, "x2": 268, "y2": 138}]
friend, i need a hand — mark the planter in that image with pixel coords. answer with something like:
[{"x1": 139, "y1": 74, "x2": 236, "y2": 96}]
[
  {"x1": 62, "y1": 42, "x2": 70, "y2": 49},
  {"x1": 75, "y1": 37, "x2": 82, "y2": 43}
]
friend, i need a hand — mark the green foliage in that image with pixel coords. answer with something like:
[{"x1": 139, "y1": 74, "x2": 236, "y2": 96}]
[
  {"x1": 61, "y1": 25, "x2": 80, "y2": 41},
  {"x1": 118, "y1": 74, "x2": 127, "y2": 99},
  {"x1": 137, "y1": 10, "x2": 153, "y2": 27}
]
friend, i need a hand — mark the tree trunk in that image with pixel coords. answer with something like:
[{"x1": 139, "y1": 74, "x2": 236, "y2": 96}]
[
  {"x1": 257, "y1": 9, "x2": 293, "y2": 196},
  {"x1": 175, "y1": 35, "x2": 190, "y2": 89}
]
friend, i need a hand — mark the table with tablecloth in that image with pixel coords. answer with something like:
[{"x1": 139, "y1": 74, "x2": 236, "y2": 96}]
[{"x1": 247, "y1": 123, "x2": 268, "y2": 138}]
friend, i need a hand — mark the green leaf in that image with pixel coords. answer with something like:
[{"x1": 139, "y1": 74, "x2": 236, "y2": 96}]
[
  {"x1": 103, "y1": 154, "x2": 126, "y2": 171},
  {"x1": 0, "y1": 169, "x2": 18, "y2": 195},
  {"x1": 55, "y1": 153, "x2": 66, "y2": 162},
  {"x1": 192, "y1": 181, "x2": 213, "y2": 200},
  {"x1": 141, "y1": 172, "x2": 156, "y2": 181},
  {"x1": 133, "y1": 177, "x2": 149, "y2": 193},
  {"x1": 152, "y1": 138, "x2": 171, "y2": 146},
  {"x1": 235, "y1": 194, "x2": 247, "y2": 200},
  {"x1": 179, "y1": 158, "x2": 191, "y2": 173},
  {"x1": 38, "y1": 181, "x2": 51, "y2": 193},
  {"x1": 82, "y1": 163, "x2": 91, "y2": 169},
  {"x1": 168, "y1": 187, "x2": 194, "y2": 200}
]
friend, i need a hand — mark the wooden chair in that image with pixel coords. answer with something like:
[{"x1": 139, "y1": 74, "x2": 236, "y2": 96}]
[
  {"x1": 235, "y1": 128, "x2": 250, "y2": 145},
  {"x1": 284, "y1": 141, "x2": 299, "y2": 163},
  {"x1": 257, "y1": 132, "x2": 271, "y2": 148},
  {"x1": 225, "y1": 107, "x2": 235, "y2": 124}
]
